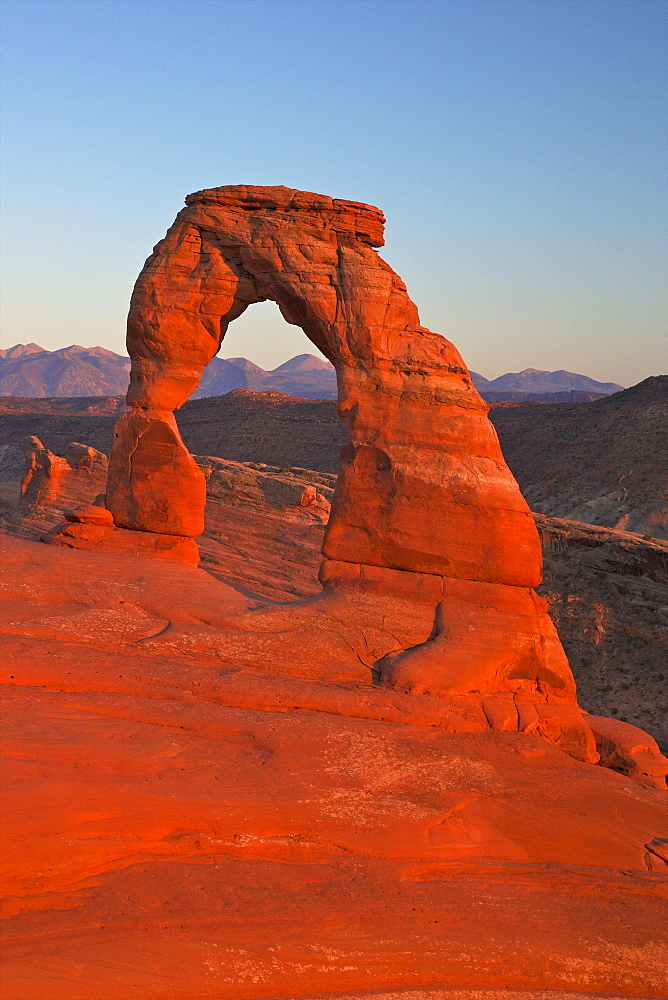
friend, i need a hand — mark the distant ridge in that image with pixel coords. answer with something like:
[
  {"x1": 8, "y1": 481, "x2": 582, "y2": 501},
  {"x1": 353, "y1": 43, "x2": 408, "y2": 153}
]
[
  {"x1": 476, "y1": 368, "x2": 624, "y2": 396},
  {"x1": 487, "y1": 375, "x2": 668, "y2": 538},
  {"x1": 192, "y1": 354, "x2": 337, "y2": 399},
  {"x1": 0, "y1": 345, "x2": 340, "y2": 400},
  {"x1": 0, "y1": 344, "x2": 624, "y2": 402},
  {"x1": 0, "y1": 345, "x2": 131, "y2": 397},
  {"x1": 225, "y1": 357, "x2": 267, "y2": 374}
]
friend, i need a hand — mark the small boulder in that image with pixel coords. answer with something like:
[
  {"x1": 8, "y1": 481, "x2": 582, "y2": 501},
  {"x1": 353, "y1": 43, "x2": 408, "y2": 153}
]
[
  {"x1": 64, "y1": 505, "x2": 115, "y2": 527},
  {"x1": 587, "y1": 714, "x2": 668, "y2": 788}
]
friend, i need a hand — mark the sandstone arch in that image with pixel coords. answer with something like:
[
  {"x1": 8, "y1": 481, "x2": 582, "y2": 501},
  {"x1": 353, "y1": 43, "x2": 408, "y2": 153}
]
[
  {"x1": 109, "y1": 185, "x2": 540, "y2": 580},
  {"x1": 106, "y1": 185, "x2": 582, "y2": 719}
]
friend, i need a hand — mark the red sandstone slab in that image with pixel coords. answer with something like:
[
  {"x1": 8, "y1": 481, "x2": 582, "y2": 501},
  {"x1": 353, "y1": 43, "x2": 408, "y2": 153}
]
[
  {"x1": 1, "y1": 521, "x2": 667, "y2": 998},
  {"x1": 2, "y1": 681, "x2": 667, "y2": 999}
]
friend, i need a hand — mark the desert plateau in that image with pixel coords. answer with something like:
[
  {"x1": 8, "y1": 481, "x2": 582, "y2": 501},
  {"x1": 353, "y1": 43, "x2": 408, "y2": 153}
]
[{"x1": 0, "y1": 183, "x2": 667, "y2": 1000}]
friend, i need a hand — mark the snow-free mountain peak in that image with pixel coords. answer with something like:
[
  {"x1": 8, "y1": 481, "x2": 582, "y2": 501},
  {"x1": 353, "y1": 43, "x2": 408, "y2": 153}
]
[
  {"x1": 485, "y1": 369, "x2": 624, "y2": 395},
  {"x1": 0, "y1": 343, "x2": 45, "y2": 359},
  {"x1": 271, "y1": 354, "x2": 335, "y2": 374},
  {"x1": 224, "y1": 357, "x2": 268, "y2": 375}
]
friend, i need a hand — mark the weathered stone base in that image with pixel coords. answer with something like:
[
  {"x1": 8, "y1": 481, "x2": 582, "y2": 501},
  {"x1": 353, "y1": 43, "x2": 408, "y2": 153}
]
[{"x1": 46, "y1": 520, "x2": 200, "y2": 565}]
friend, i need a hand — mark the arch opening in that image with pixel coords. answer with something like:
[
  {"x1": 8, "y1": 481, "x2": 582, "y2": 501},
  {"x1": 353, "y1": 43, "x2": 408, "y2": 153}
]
[{"x1": 192, "y1": 299, "x2": 336, "y2": 401}]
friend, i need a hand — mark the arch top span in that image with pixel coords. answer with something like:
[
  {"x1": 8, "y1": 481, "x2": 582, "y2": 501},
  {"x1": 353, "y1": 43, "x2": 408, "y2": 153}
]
[
  {"x1": 184, "y1": 184, "x2": 386, "y2": 247},
  {"x1": 123, "y1": 183, "x2": 444, "y2": 412}
]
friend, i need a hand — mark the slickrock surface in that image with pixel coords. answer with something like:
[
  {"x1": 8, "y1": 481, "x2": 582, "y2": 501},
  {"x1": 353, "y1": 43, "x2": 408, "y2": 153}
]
[{"x1": 1, "y1": 532, "x2": 667, "y2": 1000}]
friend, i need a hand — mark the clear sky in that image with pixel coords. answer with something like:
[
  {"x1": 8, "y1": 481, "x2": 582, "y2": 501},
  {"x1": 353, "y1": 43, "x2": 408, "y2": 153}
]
[{"x1": 1, "y1": 0, "x2": 666, "y2": 383}]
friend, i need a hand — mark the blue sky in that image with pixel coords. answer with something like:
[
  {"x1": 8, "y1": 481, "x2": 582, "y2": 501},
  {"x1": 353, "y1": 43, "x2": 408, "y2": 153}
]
[{"x1": 1, "y1": 0, "x2": 665, "y2": 383}]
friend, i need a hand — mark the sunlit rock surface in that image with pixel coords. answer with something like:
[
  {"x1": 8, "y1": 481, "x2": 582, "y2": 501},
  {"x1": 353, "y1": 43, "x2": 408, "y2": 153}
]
[
  {"x1": 2, "y1": 186, "x2": 667, "y2": 999},
  {"x1": 1, "y1": 533, "x2": 667, "y2": 999}
]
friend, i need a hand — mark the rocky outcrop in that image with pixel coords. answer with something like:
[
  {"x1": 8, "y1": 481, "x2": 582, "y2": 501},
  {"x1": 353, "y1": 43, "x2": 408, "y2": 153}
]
[
  {"x1": 4, "y1": 443, "x2": 667, "y2": 748},
  {"x1": 195, "y1": 455, "x2": 334, "y2": 599},
  {"x1": 536, "y1": 513, "x2": 668, "y2": 585},
  {"x1": 0, "y1": 438, "x2": 193, "y2": 562},
  {"x1": 587, "y1": 715, "x2": 668, "y2": 788},
  {"x1": 0, "y1": 439, "x2": 334, "y2": 594},
  {"x1": 102, "y1": 185, "x2": 582, "y2": 726},
  {"x1": 107, "y1": 410, "x2": 206, "y2": 536},
  {"x1": 536, "y1": 514, "x2": 668, "y2": 746},
  {"x1": 0, "y1": 442, "x2": 24, "y2": 518},
  {"x1": 48, "y1": 516, "x2": 200, "y2": 564},
  {"x1": 0, "y1": 436, "x2": 108, "y2": 539}
]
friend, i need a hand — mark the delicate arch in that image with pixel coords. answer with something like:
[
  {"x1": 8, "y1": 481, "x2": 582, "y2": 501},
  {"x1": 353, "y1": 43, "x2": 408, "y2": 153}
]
[{"x1": 108, "y1": 185, "x2": 541, "y2": 587}]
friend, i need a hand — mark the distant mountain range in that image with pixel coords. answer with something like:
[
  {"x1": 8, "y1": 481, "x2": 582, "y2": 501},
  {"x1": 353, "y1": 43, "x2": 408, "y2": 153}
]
[
  {"x1": 469, "y1": 368, "x2": 624, "y2": 398},
  {"x1": 0, "y1": 345, "x2": 337, "y2": 400},
  {"x1": 0, "y1": 344, "x2": 625, "y2": 401},
  {"x1": 195, "y1": 353, "x2": 337, "y2": 399},
  {"x1": 0, "y1": 344, "x2": 131, "y2": 397}
]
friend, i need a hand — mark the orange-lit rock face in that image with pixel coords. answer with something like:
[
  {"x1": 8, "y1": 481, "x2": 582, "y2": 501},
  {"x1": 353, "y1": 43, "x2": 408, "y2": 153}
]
[
  {"x1": 108, "y1": 410, "x2": 205, "y2": 535},
  {"x1": 107, "y1": 185, "x2": 539, "y2": 584},
  {"x1": 105, "y1": 185, "x2": 566, "y2": 703}
]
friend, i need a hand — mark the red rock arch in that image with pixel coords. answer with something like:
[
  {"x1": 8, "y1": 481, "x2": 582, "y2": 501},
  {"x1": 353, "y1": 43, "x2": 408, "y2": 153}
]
[
  {"x1": 106, "y1": 185, "x2": 581, "y2": 714},
  {"x1": 108, "y1": 185, "x2": 539, "y2": 582}
]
